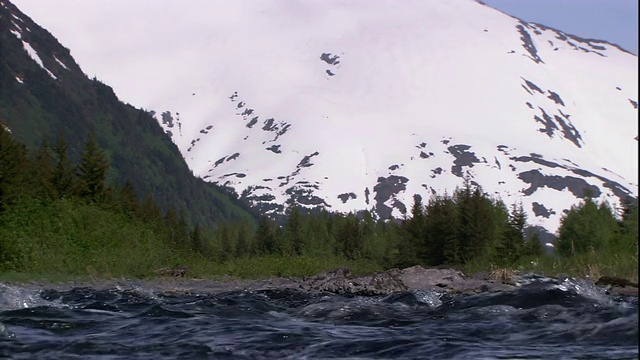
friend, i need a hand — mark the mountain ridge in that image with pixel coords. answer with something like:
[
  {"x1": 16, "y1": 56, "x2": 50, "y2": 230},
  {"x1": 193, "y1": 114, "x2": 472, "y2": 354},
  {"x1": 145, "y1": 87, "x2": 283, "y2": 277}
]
[
  {"x1": 0, "y1": 0, "x2": 257, "y2": 227},
  {"x1": 7, "y1": 0, "x2": 638, "y2": 233}
]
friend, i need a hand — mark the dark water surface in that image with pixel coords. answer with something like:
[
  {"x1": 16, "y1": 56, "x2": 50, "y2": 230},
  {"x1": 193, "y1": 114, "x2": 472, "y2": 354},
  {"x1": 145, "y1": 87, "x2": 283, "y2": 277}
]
[{"x1": 1, "y1": 276, "x2": 637, "y2": 359}]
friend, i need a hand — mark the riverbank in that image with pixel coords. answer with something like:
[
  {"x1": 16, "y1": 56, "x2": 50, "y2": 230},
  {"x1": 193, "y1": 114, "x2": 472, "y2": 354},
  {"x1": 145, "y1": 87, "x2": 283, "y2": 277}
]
[{"x1": 2, "y1": 265, "x2": 637, "y2": 297}]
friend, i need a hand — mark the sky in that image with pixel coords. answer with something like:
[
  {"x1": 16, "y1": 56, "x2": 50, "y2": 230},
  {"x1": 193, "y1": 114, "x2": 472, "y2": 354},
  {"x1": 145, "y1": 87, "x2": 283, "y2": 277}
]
[{"x1": 483, "y1": 0, "x2": 639, "y2": 55}]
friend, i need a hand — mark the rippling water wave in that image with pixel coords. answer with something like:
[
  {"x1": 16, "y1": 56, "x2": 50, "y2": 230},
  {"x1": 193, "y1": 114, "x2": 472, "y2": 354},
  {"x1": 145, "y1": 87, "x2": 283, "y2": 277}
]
[{"x1": 1, "y1": 276, "x2": 637, "y2": 359}]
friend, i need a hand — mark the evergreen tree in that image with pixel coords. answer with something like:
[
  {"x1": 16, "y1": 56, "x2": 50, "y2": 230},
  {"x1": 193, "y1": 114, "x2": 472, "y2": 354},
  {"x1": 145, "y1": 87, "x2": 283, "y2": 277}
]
[
  {"x1": 254, "y1": 216, "x2": 277, "y2": 254},
  {"x1": 191, "y1": 223, "x2": 203, "y2": 254},
  {"x1": 338, "y1": 212, "x2": 363, "y2": 260},
  {"x1": 361, "y1": 210, "x2": 381, "y2": 260},
  {"x1": 164, "y1": 205, "x2": 180, "y2": 247},
  {"x1": 494, "y1": 202, "x2": 527, "y2": 267},
  {"x1": 455, "y1": 182, "x2": 505, "y2": 263},
  {"x1": 378, "y1": 218, "x2": 400, "y2": 268},
  {"x1": 117, "y1": 179, "x2": 140, "y2": 219},
  {"x1": 397, "y1": 195, "x2": 425, "y2": 267},
  {"x1": 304, "y1": 210, "x2": 333, "y2": 257},
  {"x1": 218, "y1": 224, "x2": 235, "y2": 261},
  {"x1": 284, "y1": 205, "x2": 305, "y2": 255},
  {"x1": 30, "y1": 137, "x2": 55, "y2": 201},
  {"x1": 425, "y1": 194, "x2": 459, "y2": 265},
  {"x1": 235, "y1": 221, "x2": 251, "y2": 258},
  {"x1": 76, "y1": 133, "x2": 110, "y2": 203},
  {"x1": 175, "y1": 209, "x2": 191, "y2": 249},
  {"x1": 522, "y1": 232, "x2": 544, "y2": 258},
  {"x1": 50, "y1": 135, "x2": 75, "y2": 199},
  {"x1": 555, "y1": 198, "x2": 619, "y2": 257},
  {"x1": 139, "y1": 193, "x2": 162, "y2": 224},
  {"x1": 618, "y1": 201, "x2": 638, "y2": 254},
  {"x1": 0, "y1": 125, "x2": 29, "y2": 212}
]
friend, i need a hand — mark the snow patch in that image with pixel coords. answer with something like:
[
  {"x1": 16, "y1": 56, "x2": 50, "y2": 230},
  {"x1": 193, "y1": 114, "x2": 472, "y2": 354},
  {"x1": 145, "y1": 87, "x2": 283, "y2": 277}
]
[
  {"x1": 10, "y1": 0, "x2": 637, "y2": 233},
  {"x1": 54, "y1": 56, "x2": 69, "y2": 70},
  {"x1": 11, "y1": 13, "x2": 24, "y2": 23},
  {"x1": 21, "y1": 41, "x2": 57, "y2": 80},
  {"x1": 9, "y1": 28, "x2": 21, "y2": 39}
]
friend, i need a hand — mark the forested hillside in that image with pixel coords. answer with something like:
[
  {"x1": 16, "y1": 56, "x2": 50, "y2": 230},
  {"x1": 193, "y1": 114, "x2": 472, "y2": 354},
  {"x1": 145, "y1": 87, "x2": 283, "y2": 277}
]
[{"x1": 0, "y1": 2, "x2": 256, "y2": 227}]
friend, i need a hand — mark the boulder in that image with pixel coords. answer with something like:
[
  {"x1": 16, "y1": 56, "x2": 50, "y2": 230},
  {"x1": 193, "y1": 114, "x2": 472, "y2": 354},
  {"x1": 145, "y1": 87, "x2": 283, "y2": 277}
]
[
  {"x1": 397, "y1": 265, "x2": 516, "y2": 293},
  {"x1": 300, "y1": 267, "x2": 407, "y2": 295},
  {"x1": 298, "y1": 265, "x2": 517, "y2": 296}
]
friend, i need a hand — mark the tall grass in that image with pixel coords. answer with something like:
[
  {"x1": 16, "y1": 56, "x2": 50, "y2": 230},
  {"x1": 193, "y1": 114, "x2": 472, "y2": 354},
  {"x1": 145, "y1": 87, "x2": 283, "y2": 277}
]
[{"x1": 461, "y1": 248, "x2": 638, "y2": 283}]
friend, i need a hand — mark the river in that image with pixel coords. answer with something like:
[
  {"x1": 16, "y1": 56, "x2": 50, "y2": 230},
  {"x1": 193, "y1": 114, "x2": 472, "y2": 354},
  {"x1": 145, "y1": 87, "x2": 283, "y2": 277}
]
[{"x1": 1, "y1": 275, "x2": 637, "y2": 359}]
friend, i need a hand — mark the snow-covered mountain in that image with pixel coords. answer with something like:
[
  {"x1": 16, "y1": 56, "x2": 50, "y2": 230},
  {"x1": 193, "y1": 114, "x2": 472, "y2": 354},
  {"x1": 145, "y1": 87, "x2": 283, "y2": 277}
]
[{"x1": 10, "y1": 0, "x2": 638, "y2": 233}]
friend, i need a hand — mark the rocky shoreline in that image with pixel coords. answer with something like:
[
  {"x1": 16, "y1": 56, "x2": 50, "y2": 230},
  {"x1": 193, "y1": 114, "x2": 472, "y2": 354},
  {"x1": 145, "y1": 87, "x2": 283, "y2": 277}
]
[{"x1": 6, "y1": 266, "x2": 638, "y2": 297}]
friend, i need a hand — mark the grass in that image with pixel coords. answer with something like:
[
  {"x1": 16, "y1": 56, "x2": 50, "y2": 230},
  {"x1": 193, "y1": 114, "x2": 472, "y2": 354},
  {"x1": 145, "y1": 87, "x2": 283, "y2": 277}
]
[
  {"x1": 461, "y1": 248, "x2": 638, "y2": 284},
  {"x1": 0, "y1": 255, "x2": 384, "y2": 284},
  {"x1": 169, "y1": 254, "x2": 385, "y2": 279}
]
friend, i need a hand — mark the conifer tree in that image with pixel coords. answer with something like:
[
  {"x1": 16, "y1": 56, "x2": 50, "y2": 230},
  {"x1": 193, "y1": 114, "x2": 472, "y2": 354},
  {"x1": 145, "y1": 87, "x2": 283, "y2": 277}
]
[
  {"x1": 378, "y1": 218, "x2": 400, "y2": 268},
  {"x1": 339, "y1": 212, "x2": 363, "y2": 260},
  {"x1": 397, "y1": 195, "x2": 425, "y2": 267},
  {"x1": 555, "y1": 198, "x2": 619, "y2": 256},
  {"x1": 297, "y1": 210, "x2": 330, "y2": 257},
  {"x1": 117, "y1": 179, "x2": 140, "y2": 219},
  {"x1": 50, "y1": 134, "x2": 76, "y2": 199},
  {"x1": 494, "y1": 202, "x2": 527, "y2": 267},
  {"x1": 284, "y1": 205, "x2": 305, "y2": 255},
  {"x1": 191, "y1": 223, "x2": 203, "y2": 254},
  {"x1": 235, "y1": 221, "x2": 251, "y2": 258},
  {"x1": 176, "y1": 209, "x2": 191, "y2": 248},
  {"x1": 0, "y1": 125, "x2": 28, "y2": 212},
  {"x1": 454, "y1": 183, "x2": 500, "y2": 263},
  {"x1": 425, "y1": 194, "x2": 459, "y2": 265},
  {"x1": 218, "y1": 224, "x2": 235, "y2": 261},
  {"x1": 361, "y1": 210, "x2": 381, "y2": 260},
  {"x1": 30, "y1": 137, "x2": 55, "y2": 201},
  {"x1": 255, "y1": 215, "x2": 277, "y2": 254},
  {"x1": 76, "y1": 133, "x2": 110, "y2": 203},
  {"x1": 140, "y1": 193, "x2": 162, "y2": 224},
  {"x1": 522, "y1": 232, "x2": 544, "y2": 258}
]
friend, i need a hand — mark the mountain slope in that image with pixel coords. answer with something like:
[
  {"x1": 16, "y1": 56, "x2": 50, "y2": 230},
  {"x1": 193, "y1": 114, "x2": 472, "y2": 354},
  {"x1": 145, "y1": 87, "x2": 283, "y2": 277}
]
[
  {"x1": 0, "y1": 0, "x2": 256, "y2": 227},
  {"x1": 10, "y1": 0, "x2": 638, "y2": 233}
]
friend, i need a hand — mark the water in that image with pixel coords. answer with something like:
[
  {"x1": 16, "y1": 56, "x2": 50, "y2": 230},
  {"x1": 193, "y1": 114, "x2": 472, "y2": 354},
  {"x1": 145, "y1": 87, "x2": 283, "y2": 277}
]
[{"x1": 0, "y1": 276, "x2": 637, "y2": 359}]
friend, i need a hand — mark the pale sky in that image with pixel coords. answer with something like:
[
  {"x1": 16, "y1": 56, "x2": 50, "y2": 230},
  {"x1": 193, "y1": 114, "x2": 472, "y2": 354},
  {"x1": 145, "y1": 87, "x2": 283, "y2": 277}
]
[{"x1": 484, "y1": 0, "x2": 638, "y2": 55}]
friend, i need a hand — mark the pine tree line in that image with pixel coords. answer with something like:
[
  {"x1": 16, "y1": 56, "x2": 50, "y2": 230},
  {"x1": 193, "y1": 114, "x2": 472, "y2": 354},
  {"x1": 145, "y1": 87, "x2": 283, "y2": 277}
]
[
  {"x1": 1, "y1": 125, "x2": 637, "y2": 277},
  {"x1": 0, "y1": 127, "x2": 202, "y2": 270}
]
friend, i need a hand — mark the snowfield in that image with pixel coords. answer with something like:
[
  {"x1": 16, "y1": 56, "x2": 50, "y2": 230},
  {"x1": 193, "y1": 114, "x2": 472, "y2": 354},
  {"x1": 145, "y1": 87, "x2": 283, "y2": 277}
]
[{"x1": 11, "y1": 0, "x2": 638, "y2": 233}]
